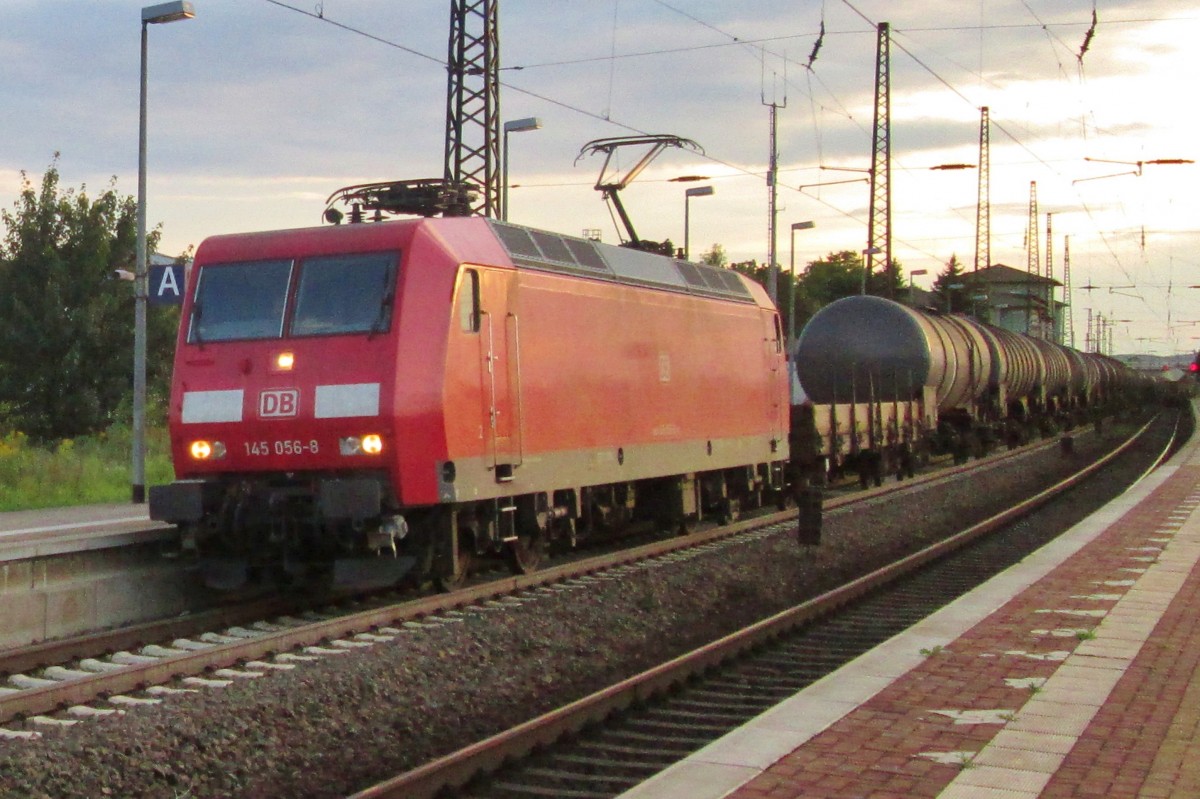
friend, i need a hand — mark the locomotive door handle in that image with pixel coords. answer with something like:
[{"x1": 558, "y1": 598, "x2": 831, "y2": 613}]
[
  {"x1": 483, "y1": 311, "x2": 498, "y2": 430},
  {"x1": 481, "y1": 309, "x2": 502, "y2": 477},
  {"x1": 507, "y1": 312, "x2": 524, "y2": 468}
]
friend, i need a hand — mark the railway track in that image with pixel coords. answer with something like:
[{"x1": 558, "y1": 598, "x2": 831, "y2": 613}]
[
  {"x1": 0, "y1": 415, "x2": 1169, "y2": 799},
  {"x1": 346, "y1": 411, "x2": 1181, "y2": 799},
  {"x1": 0, "y1": 427, "x2": 1085, "y2": 737}
]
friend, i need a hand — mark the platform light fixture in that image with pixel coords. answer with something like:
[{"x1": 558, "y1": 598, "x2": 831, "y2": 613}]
[{"x1": 143, "y1": 1, "x2": 195, "y2": 23}]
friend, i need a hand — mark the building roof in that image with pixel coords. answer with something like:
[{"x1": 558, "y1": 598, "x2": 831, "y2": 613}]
[{"x1": 969, "y1": 262, "x2": 1062, "y2": 288}]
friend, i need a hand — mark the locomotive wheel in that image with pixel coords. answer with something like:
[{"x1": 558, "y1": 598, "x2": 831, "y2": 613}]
[
  {"x1": 433, "y1": 537, "x2": 473, "y2": 592},
  {"x1": 505, "y1": 528, "x2": 546, "y2": 574}
]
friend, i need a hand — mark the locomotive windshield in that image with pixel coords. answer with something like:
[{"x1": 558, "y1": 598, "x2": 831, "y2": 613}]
[
  {"x1": 291, "y1": 253, "x2": 395, "y2": 337},
  {"x1": 187, "y1": 253, "x2": 397, "y2": 343},
  {"x1": 188, "y1": 259, "x2": 293, "y2": 342}
]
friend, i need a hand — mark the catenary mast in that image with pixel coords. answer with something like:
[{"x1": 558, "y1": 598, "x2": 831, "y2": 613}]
[{"x1": 444, "y1": 0, "x2": 500, "y2": 217}]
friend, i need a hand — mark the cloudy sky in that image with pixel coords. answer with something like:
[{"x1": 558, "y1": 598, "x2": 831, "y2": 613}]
[{"x1": 1, "y1": 0, "x2": 1196, "y2": 355}]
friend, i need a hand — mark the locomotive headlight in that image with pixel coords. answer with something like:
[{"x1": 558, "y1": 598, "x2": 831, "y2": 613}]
[
  {"x1": 189, "y1": 440, "x2": 226, "y2": 460},
  {"x1": 339, "y1": 434, "x2": 384, "y2": 456},
  {"x1": 270, "y1": 350, "x2": 295, "y2": 371}
]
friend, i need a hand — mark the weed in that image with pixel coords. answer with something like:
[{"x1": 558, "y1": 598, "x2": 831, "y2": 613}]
[{"x1": 0, "y1": 424, "x2": 173, "y2": 511}]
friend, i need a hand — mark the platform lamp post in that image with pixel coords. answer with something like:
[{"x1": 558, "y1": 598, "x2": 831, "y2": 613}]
[
  {"x1": 502, "y1": 117, "x2": 542, "y2": 221},
  {"x1": 683, "y1": 185, "x2": 714, "y2": 261},
  {"x1": 787, "y1": 221, "x2": 815, "y2": 351},
  {"x1": 908, "y1": 269, "x2": 927, "y2": 307},
  {"x1": 134, "y1": 1, "x2": 194, "y2": 504},
  {"x1": 860, "y1": 247, "x2": 882, "y2": 295}
]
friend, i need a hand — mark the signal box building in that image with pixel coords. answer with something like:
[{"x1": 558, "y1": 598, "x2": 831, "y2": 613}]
[{"x1": 965, "y1": 263, "x2": 1065, "y2": 344}]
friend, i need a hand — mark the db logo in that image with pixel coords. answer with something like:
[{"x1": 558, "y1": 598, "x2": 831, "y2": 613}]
[{"x1": 259, "y1": 389, "x2": 300, "y2": 418}]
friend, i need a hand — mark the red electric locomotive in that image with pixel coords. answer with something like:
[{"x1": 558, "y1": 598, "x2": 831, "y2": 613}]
[{"x1": 150, "y1": 217, "x2": 791, "y2": 589}]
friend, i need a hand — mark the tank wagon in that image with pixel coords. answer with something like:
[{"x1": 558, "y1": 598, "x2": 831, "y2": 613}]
[
  {"x1": 790, "y1": 295, "x2": 1140, "y2": 486},
  {"x1": 149, "y1": 217, "x2": 790, "y2": 589}
]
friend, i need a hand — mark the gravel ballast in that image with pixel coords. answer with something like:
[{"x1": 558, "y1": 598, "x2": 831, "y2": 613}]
[{"x1": 0, "y1": 416, "x2": 1175, "y2": 798}]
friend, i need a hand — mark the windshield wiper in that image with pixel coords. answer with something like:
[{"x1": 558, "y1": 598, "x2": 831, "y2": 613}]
[
  {"x1": 190, "y1": 302, "x2": 204, "y2": 346},
  {"x1": 367, "y1": 271, "x2": 394, "y2": 340}
]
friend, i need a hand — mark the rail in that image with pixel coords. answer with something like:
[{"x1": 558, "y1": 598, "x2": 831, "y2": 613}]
[{"x1": 348, "y1": 416, "x2": 1161, "y2": 799}]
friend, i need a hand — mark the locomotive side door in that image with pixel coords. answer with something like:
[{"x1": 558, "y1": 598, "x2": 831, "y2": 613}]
[
  {"x1": 764, "y1": 310, "x2": 786, "y2": 444},
  {"x1": 478, "y1": 268, "x2": 523, "y2": 481}
]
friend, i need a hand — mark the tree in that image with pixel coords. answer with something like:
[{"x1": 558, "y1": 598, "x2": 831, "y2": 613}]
[
  {"x1": 0, "y1": 157, "x2": 178, "y2": 441},
  {"x1": 700, "y1": 243, "x2": 727, "y2": 267},
  {"x1": 725, "y1": 250, "x2": 873, "y2": 343},
  {"x1": 728, "y1": 258, "x2": 768, "y2": 288},
  {"x1": 799, "y1": 250, "x2": 863, "y2": 306},
  {"x1": 866, "y1": 257, "x2": 906, "y2": 299},
  {"x1": 702, "y1": 246, "x2": 904, "y2": 343},
  {"x1": 931, "y1": 254, "x2": 971, "y2": 314}
]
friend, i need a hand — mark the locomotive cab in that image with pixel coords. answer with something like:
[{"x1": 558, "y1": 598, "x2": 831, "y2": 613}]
[{"x1": 151, "y1": 231, "x2": 411, "y2": 589}]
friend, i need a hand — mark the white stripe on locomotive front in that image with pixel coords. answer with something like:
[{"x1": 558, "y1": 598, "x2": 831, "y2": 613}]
[
  {"x1": 181, "y1": 390, "x2": 245, "y2": 423},
  {"x1": 314, "y1": 383, "x2": 380, "y2": 419}
]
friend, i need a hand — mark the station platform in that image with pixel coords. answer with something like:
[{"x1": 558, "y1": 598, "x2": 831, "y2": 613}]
[
  {"x1": 0, "y1": 503, "x2": 171, "y2": 563},
  {"x1": 0, "y1": 505, "x2": 185, "y2": 649},
  {"x1": 624, "y1": 421, "x2": 1200, "y2": 799}
]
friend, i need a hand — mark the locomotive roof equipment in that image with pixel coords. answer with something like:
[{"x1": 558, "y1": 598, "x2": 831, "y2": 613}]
[{"x1": 576, "y1": 134, "x2": 703, "y2": 255}]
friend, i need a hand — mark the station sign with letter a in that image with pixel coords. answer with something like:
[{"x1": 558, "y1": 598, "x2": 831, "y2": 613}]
[{"x1": 148, "y1": 263, "x2": 185, "y2": 305}]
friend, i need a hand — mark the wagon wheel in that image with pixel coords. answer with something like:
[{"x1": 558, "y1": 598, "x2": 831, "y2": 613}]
[
  {"x1": 776, "y1": 465, "x2": 799, "y2": 511},
  {"x1": 653, "y1": 506, "x2": 695, "y2": 537},
  {"x1": 718, "y1": 497, "x2": 741, "y2": 525}
]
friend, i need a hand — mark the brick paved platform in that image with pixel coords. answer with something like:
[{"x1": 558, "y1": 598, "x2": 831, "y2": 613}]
[{"x1": 624, "y1": 419, "x2": 1200, "y2": 799}]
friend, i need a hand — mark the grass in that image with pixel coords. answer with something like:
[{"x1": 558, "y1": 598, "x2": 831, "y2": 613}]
[{"x1": 0, "y1": 425, "x2": 175, "y2": 511}]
